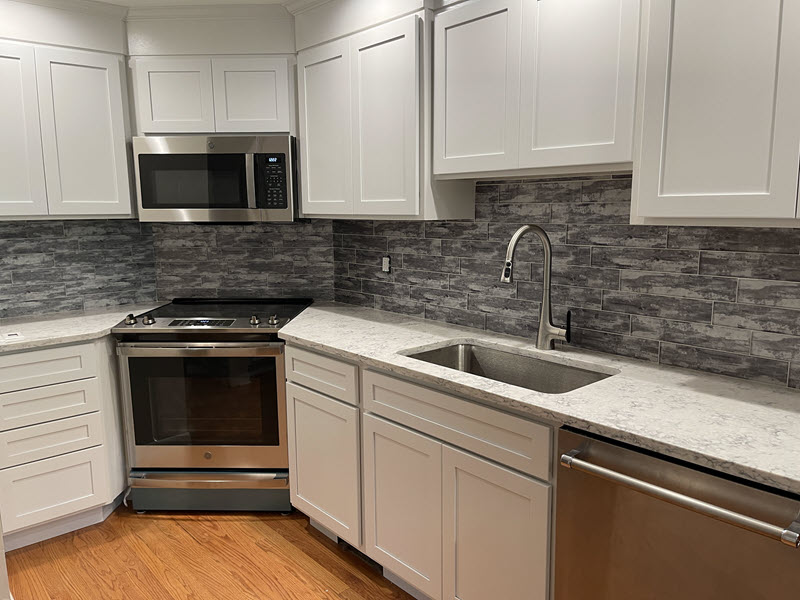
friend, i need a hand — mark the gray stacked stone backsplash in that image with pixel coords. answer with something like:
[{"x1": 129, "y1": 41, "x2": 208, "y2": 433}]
[
  {"x1": 3, "y1": 177, "x2": 800, "y2": 390},
  {"x1": 333, "y1": 175, "x2": 800, "y2": 390},
  {"x1": 0, "y1": 220, "x2": 156, "y2": 319},
  {"x1": 151, "y1": 221, "x2": 334, "y2": 301}
]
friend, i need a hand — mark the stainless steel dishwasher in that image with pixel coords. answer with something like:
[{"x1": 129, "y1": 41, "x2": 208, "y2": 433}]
[{"x1": 555, "y1": 429, "x2": 800, "y2": 599}]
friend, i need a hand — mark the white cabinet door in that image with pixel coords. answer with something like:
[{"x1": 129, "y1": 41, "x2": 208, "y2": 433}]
[
  {"x1": 212, "y1": 57, "x2": 291, "y2": 133},
  {"x1": 134, "y1": 58, "x2": 215, "y2": 133},
  {"x1": 433, "y1": 0, "x2": 522, "y2": 174},
  {"x1": 363, "y1": 414, "x2": 442, "y2": 600},
  {"x1": 287, "y1": 382, "x2": 361, "y2": 547},
  {"x1": 518, "y1": 0, "x2": 639, "y2": 168},
  {"x1": 635, "y1": 0, "x2": 800, "y2": 219},
  {"x1": 351, "y1": 15, "x2": 419, "y2": 216},
  {"x1": 35, "y1": 47, "x2": 131, "y2": 216},
  {"x1": 442, "y1": 446, "x2": 551, "y2": 600},
  {"x1": 298, "y1": 39, "x2": 353, "y2": 215},
  {"x1": 0, "y1": 40, "x2": 47, "y2": 217}
]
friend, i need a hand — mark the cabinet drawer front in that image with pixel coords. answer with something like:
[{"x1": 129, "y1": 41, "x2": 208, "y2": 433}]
[
  {"x1": 0, "y1": 446, "x2": 108, "y2": 533},
  {"x1": 285, "y1": 346, "x2": 358, "y2": 405},
  {"x1": 0, "y1": 412, "x2": 103, "y2": 469},
  {"x1": 0, "y1": 378, "x2": 100, "y2": 432},
  {"x1": 363, "y1": 370, "x2": 551, "y2": 480},
  {"x1": 287, "y1": 382, "x2": 360, "y2": 546},
  {"x1": 0, "y1": 344, "x2": 97, "y2": 394}
]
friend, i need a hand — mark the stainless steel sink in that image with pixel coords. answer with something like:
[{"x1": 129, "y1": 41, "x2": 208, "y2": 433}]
[{"x1": 406, "y1": 343, "x2": 611, "y2": 394}]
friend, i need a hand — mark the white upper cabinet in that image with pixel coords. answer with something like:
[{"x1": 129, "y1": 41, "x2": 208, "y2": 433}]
[
  {"x1": 433, "y1": 0, "x2": 522, "y2": 174},
  {"x1": 297, "y1": 38, "x2": 354, "y2": 215},
  {"x1": 0, "y1": 40, "x2": 47, "y2": 217},
  {"x1": 132, "y1": 56, "x2": 291, "y2": 134},
  {"x1": 518, "y1": 0, "x2": 639, "y2": 168},
  {"x1": 634, "y1": 0, "x2": 800, "y2": 220},
  {"x1": 212, "y1": 57, "x2": 290, "y2": 133},
  {"x1": 134, "y1": 57, "x2": 215, "y2": 133},
  {"x1": 351, "y1": 16, "x2": 420, "y2": 216},
  {"x1": 35, "y1": 46, "x2": 131, "y2": 216}
]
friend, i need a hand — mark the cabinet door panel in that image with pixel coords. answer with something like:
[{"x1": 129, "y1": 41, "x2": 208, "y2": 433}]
[
  {"x1": 134, "y1": 58, "x2": 215, "y2": 133},
  {"x1": 519, "y1": 0, "x2": 639, "y2": 167},
  {"x1": 442, "y1": 446, "x2": 550, "y2": 600},
  {"x1": 351, "y1": 15, "x2": 419, "y2": 216},
  {"x1": 36, "y1": 47, "x2": 131, "y2": 215},
  {"x1": 212, "y1": 57, "x2": 291, "y2": 133},
  {"x1": 287, "y1": 383, "x2": 360, "y2": 546},
  {"x1": 0, "y1": 40, "x2": 47, "y2": 217},
  {"x1": 363, "y1": 414, "x2": 442, "y2": 599},
  {"x1": 635, "y1": 0, "x2": 800, "y2": 218},
  {"x1": 433, "y1": 0, "x2": 522, "y2": 174},
  {"x1": 298, "y1": 39, "x2": 353, "y2": 215}
]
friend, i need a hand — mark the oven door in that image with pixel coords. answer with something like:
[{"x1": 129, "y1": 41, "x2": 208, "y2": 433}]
[{"x1": 117, "y1": 343, "x2": 287, "y2": 470}]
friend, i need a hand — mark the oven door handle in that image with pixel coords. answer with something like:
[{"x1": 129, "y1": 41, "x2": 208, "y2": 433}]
[{"x1": 117, "y1": 344, "x2": 283, "y2": 358}]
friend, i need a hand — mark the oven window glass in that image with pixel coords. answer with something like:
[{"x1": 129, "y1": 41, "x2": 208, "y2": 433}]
[
  {"x1": 128, "y1": 356, "x2": 279, "y2": 446},
  {"x1": 138, "y1": 154, "x2": 248, "y2": 209}
]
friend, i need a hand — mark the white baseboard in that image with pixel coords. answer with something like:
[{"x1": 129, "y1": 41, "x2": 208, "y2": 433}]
[
  {"x1": 3, "y1": 493, "x2": 123, "y2": 552},
  {"x1": 384, "y1": 569, "x2": 434, "y2": 600}
]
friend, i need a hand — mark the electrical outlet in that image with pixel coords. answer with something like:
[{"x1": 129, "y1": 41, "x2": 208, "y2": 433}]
[{"x1": 381, "y1": 255, "x2": 391, "y2": 273}]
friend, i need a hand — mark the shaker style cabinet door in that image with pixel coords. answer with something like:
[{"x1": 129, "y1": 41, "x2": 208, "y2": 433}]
[
  {"x1": 433, "y1": 0, "x2": 522, "y2": 174},
  {"x1": 442, "y1": 446, "x2": 551, "y2": 600},
  {"x1": 518, "y1": 0, "x2": 639, "y2": 168},
  {"x1": 362, "y1": 414, "x2": 443, "y2": 600},
  {"x1": 0, "y1": 40, "x2": 47, "y2": 217},
  {"x1": 286, "y1": 383, "x2": 361, "y2": 547},
  {"x1": 297, "y1": 39, "x2": 354, "y2": 215},
  {"x1": 35, "y1": 47, "x2": 131, "y2": 215},
  {"x1": 133, "y1": 58, "x2": 215, "y2": 133},
  {"x1": 211, "y1": 57, "x2": 291, "y2": 133},
  {"x1": 634, "y1": 0, "x2": 800, "y2": 219},
  {"x1": 351, "y1": 15, "x2": 420, "y2": 216}
]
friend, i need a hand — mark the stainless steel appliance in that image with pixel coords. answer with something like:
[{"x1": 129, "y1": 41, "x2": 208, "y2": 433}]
[
  {"x1": 132, "y1": 135, "x2": 296, "y2": 223},
  {"x1": 555, "y1": 429, "x2": 800, "y2": 599},
  {"x1": 112, "y1": 298, "x2": 312, "y2": 512}
]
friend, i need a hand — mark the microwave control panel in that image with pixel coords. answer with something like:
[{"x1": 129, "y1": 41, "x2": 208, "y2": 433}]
[{"x1": 254, "y1": 153, "x2": 288, "y2": 209}]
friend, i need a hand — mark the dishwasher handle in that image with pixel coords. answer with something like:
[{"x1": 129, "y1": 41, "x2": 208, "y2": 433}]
[{"x1": 561, "y1": 450, "x2": 800, "y2": 549}]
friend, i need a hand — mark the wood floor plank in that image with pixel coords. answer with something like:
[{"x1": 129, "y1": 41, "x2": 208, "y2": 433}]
[{"x1": 7, "y1": 508, "x2": 413, "y2": 600}]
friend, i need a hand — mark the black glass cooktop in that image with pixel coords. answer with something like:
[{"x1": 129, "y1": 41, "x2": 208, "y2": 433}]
[{"x1": 146, "y1": 298, "x2": 313, "y2": 320}]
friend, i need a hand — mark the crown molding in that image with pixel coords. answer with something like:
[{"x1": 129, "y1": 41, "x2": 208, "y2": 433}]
[
  {"x1": 126, "y1": 3, "x2": 292, "y2": 21},
  {"x1": 281, "y1": 0, "x2": 333, "y2": 16},
  {"x1": 7, "y1": 0, "x2": 129, "y2": 19}
]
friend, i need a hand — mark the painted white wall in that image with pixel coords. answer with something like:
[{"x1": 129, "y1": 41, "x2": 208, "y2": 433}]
[
  {"x1": 0, "y1": 0, "x2": 127, "y2": 54},
  {"x1": 126, "y1": 5, "x2": 295, "y2": 55}
]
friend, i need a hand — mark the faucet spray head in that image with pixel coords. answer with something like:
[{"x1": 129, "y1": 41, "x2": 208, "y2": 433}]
[{"x1": 500, "y1": 261, "x2": 513, "y2": 283}]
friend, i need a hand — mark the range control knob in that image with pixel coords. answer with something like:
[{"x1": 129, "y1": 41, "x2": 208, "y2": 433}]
[
  {"x1": 267, "y1": 314, "x2": 279, "y2": 326},
  {"x1": 249, "y1": 315, "x2": 261, "y2": 326},
  {"x1": 124, "y1": 313, "x2": 137, "y2": 325},
  {"x1": 142, "y1": 314, "x2": 156, "y2": 326}
]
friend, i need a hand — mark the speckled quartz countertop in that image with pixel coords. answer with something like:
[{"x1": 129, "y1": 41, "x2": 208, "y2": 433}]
[
  {"x1": 280, "y1": 303, "x2": 800, "y2": 496},
  {"x1": 0, "y1": 304, "x2": 163, "y2": 355}
]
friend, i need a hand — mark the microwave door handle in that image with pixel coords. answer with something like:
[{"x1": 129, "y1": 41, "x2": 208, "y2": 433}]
[
  {"x1": 561, "y1": 450, "x2": 800, "y2": 548},
  {"x1": 246, "y1": 153, "x2": 257, "y2": 209}
]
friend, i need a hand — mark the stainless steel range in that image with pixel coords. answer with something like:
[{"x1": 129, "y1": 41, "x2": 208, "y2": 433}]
[{"x1": 112, "y1": 298, "x2": 312, "y2": 512}]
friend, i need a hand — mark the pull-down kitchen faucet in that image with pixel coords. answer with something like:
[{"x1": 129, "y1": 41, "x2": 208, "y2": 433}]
[{"x1": 500, "y1": 225, "x2": 570, "y2": 350}]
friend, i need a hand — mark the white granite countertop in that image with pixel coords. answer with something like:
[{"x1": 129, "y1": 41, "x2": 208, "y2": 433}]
[
  {"x1": 280, "y1": 303, "x2": 800, "y2": 495},
  {"x1": 0, "y1": 304, "x2": 163, "y2": 355}
]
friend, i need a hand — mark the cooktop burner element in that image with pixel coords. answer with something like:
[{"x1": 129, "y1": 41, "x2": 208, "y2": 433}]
[{"x1": 112, "y1": 297, "x2": 313, "y2": 338}]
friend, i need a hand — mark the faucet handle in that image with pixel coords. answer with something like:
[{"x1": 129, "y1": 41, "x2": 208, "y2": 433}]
[{"x1": 565, "y1": 310, "x2": 572, "y2": 344}]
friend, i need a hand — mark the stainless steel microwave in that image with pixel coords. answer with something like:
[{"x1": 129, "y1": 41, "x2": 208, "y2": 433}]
[{"x1": 132, "y1": 135, "x2": 296, "y2": 223}]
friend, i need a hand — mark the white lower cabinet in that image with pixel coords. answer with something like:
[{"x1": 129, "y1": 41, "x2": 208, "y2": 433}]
[
  {"x1": 0, "y1": 446, "x2": 109, "y2": 533},
  {"x1": 363, "y1": 413, "x2": 443, "y2": 599},
  {"x1": 442, "y1": 446, "x2": 551, "y2": 600},
  {"x1": 287, "y1": 382, "x2": 361, "y2": 546}
]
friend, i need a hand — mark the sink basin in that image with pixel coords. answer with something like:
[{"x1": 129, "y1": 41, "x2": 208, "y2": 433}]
[{"x1": 406, "y1": 343, "x2": 611, "y2": 394}]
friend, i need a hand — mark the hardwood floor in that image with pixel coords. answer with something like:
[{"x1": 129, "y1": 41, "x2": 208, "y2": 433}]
[{"x1": 6, "y1": 507, "x2": 414, "y2": 600}]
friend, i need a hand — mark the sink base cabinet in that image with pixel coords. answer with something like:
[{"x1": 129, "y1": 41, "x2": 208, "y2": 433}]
[{"x1": 286, "y1": 382, "x2": 361, "y2": 547}]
